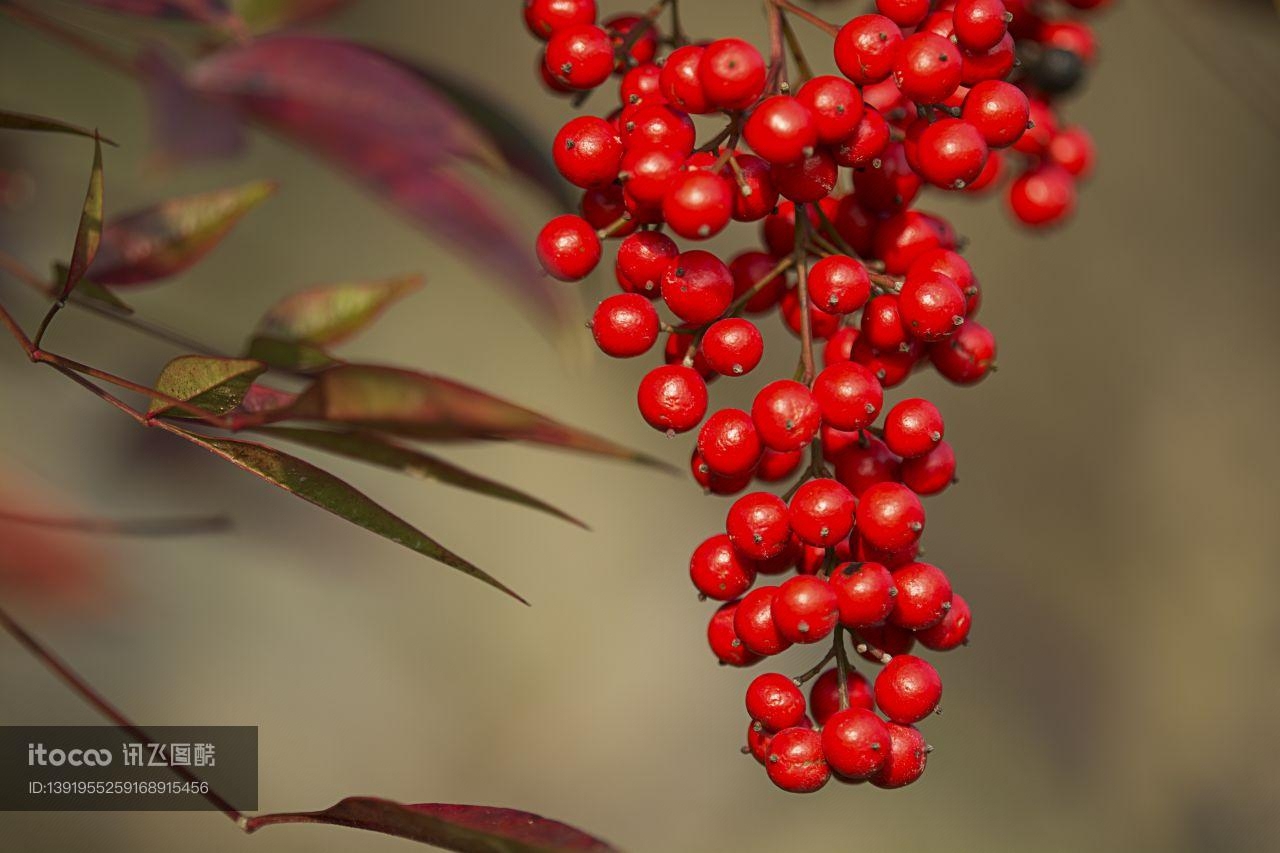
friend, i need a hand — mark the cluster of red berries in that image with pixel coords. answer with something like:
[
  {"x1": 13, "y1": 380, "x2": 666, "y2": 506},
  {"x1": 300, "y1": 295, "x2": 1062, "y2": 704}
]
[{"x1": 525, "y1": 0, "x2": 1107, "y2": 792}]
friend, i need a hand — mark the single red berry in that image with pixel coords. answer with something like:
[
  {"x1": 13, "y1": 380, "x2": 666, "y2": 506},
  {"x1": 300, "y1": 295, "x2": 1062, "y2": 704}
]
[
  {"x1": 893, "y1": 32, "x2": 963, "y2": 104},
  {"x1": 909, "y1": 249, "x2": 978, "y2": 315},
  {"x1": 875, "y1": 0, "x2": 929, "y2": 27},
  {"x1": 699, "y1": 38, "x2": 767, "y2": 111},
  {"x1": 829, "y1": 561, "x2": 897, "y2": 628},
  {"x1": 808, "y1": 255, "x2": 871, "y2": 316},
  {"x1": 663, "y1": 170, "x2": 734, "y2": 239},
  {"x1": 727, "y1": 153, "x2": 780, "y2": 222},
  {"x1": 622, "y1": 103, "x2": 697, "y2": 155},
  {"x1": 658, "y1": 45, "x2": 712, "y2": 114},
  {"x1": 689, "y1": 533, "x2": 757, "y2": 601},
  {"x1": 953, "y1": 0, "x2": 1010, "y2": 52},
  {"x1": 726, "y1": 492, "x2": 792, "y2": 561},
  {"x1": 553, "y1": 115, "x2": 622, "y2": 188},
  {"x1": 916, "y1": 118, "x2": 989, "y2": 189},
  {"x1": 771, "y1": 150, "x2": 838, "y2": 203},
  {"x1": 883, "y1": 398, "x2": 945, "y2": 458},
  {"x1": 961, "y1": 80, "x2": 1031, "y2": 148},
  {"x1": 772, "y1": 575, "x2": 839, "y2": 644},
  {"x1": 780, "y1": 289, "x2": 842, "y2": 340},
  {"x1": 697, "y1": 408, "x2": 764, "y2": 478},
  {"x1": 619, "y1": 145, "x2": 683, "y2": 206},
  {"x1": 900, "y1": 439, "x2": 956, "y2": 495},
  {"x1": 812, "y1": 361, "x2": 883, "y2": 431},
  {"x1": 751, "y1": 380, "x2": 822, "y2": 452},
  {"x1": 833, "y1": 106, "x2": 891, "y2": 169},
  {"x1": 691, "y1": 448, "x2": 752, "y2": 496},
  {"x1": 665, "y1": 331, "x2": 717, "y2": 380},
  {"x1": 788, "y1": 479, "x2": 857, "y2": 547},
  {"x1": 1048, "y1": 125, "x2": 1096, "y2": 178},
  {"x1": 604, "y1": 13, "x2": 658, "y2": 68},
  {"x1": 823, "y1": 326, "x2": 860, "y2": 367},
  {"x1": 747, "y1": 720, "x2": 773, "y2": 764},
  {"x1": 899, "y1": 269, "x2": 967, "y2": 341},
  {"x1": 757, "y1": 447, "x2": 804, "y2": 483},
  {"x1": 701, "y1": 318, "x2": 764, "y2": 377},
  {"x1": 810, "y1": 668, "x2": 874, "y2": 725},
  {"x1": 964, "y1": 148, "x2": 1004, "y2": 195},
  {"x1": 760, "y1": 200, "x2": 822, "y2": 256},
  {"x1": 733, "y1": 585, "x2": 793, "y2": 655},
  {"x1": 889, "y1": 561, "x2": 953, "y2": 630},
  {"x1": 660, "y1": 250, "x2": 734, "y2": 324},
  {"x1": 1012, "y1": 99, "x2": 1058, "y2": 156},
  {"x1": 833, "y1": 433, "x2": 901, "y2": 497},
  {"x1": 856, "y1": 482, "x2": 925, "y2": 551},
  {"x1": 619, "y1": 62, "x2": 664, "y2": 108},
  {"x1": 729, "y1": 250, "x2": 787, "y2": 313},
  {"x1": 615, "y1": 231, "x2": 678, "y2": 297},
  {"x1": 746, "y1": 672, "x2": 807, "y2": 731},
  {"x1": 743, "y1": 96, "x2": 818, "y2": 165},
  {"x1": 753, "y1": 536, "x2": 802, "y2": 576},
  {"x1": 766, "y1": 726, "x2": 830, "y2": 793},
  {"x1": 590, "y1": 293, "x2": 659, "y2": 357},
  {"x1": 545, "y1": 24, "x2": 614, "y2": 90},
  {"x1": 834, "y1": 15, "x2": 904, "y2": 85},
  {"x1": 707, "y1": 599, "x2": 761, "y2": 667},
  {"x1": 870, "y1": 722, "x2": 928, "y2": 788},
  {"x1": 960, "y1": 32, "x2": 1016, "y2": 86},
  {"x1": 637, "y1": 364, "x2": 708, "y2": 433},
  {"x1": 1009, "y1": 164, "x2": 1077, "y2": 226},
  {"x1": 917, "y1": 592, "x2": 971, "y2": 650},
  {"x1": 852, "y1": 143, "x2": 923, "y2": 214},
  {"x1": 580, "y1": 185, "x2": 634, "y2": 235},
  {"x1": 795, "y1": 75, "x2": 865, "y2": 144},
  {"x1": 535, "y1": 214, "x2": 601, "y2": 281},
  {"x1": 853, "y1": 338, "x2": 924, "y2": 389},
  {"x1": 874, "y1": 209, "x2": 949, "y2": 274},
  {"x1": 523, "y1": 0, "x2": 597, "y2": 40},
  {"x1": 874, "y1": 654, "x2": 942, "y2": 723},
  {"x1": 823, "y1": 707, "x2": 891, "y2": 780}
]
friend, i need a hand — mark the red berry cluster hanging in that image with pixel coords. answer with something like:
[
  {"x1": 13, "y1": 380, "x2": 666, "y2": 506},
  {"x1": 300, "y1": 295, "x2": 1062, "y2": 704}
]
[{"x1": 525, "y1": 0, "x2": 1108, "y2": 792}]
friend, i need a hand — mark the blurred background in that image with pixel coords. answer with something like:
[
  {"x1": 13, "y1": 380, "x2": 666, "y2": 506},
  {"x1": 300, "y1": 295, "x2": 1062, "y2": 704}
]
[{"x1": 1, "y1": 1, "x2": 1277, "y2": 851}]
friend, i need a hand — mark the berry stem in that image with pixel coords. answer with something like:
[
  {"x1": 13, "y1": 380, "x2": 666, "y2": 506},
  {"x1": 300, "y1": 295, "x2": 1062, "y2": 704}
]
[
  {"x1": 791, "y1": 647, "x2": 836, "y2": 686},
  {"x1": 779, "y1": 14, "x2": 814, "y2": 86},
  {"x1": 833, "y1": 625, "x2": 853, "y2": 711},
  {"x1": 764, "y1": 0, "x2": 788, "y2": 94},
  {"x1": 767, "y1": 0, "x2": 839, "y2": 38},
  {"x1": 793, "y1": 204, "x2": 816, "y2": 386}
]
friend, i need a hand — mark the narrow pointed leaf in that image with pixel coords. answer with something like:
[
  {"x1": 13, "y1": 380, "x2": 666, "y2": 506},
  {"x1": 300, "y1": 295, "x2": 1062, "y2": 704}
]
[
  {"x1": 246, "y1": 336, "x2": 338, "y2": 373},
  {"x1": 256, "y1": 275, "x2": 422, "y2": 346},
  {"x1": 53, "y1": 261, "x2": 134, "y2": 314},
  {"x1": 148, "y1": 355, "x2": 265, "y2": 417},
  {"x1": 275, "y1": 364, "x2": 670, "y2": 469},
  {"x1": 56, "y1": 135, "x2": 104, "y2": 302},
  {"x1": 162, "y1": 427, "x2": 524, "y2": 602},
  {"x1": 244, "y1": 797, "x2": 617, "y2": 852},
  {"x1": 87, "y1": 180, "x2": 277, "y2": 286},
  {"x1": 0, "y1": 109, "x2": 118, "y2": 145},
  {"x1": 255, "y1": 426, "x2": 587, "y2": 529}
]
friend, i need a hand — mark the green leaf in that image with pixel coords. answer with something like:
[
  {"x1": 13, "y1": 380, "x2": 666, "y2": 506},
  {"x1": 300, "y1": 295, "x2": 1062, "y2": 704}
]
[
  {"x1": 148, "y1": 355, "x2": 266, "y2": 417},
  {"x1": 246, "y1": 335, "x2": 339, "y2": 373},
  {"x1": 0, "y1": 109, "x2": 118, "y2": 145},
  {"x1": 275, "y1": 364, "x2": 671, "y2": 469},
  {"x1": 254, "y1": 426, "x2": 587, "y2": 529},
  {"x1": 56, "y1": 135, "x2": 104, "y2": 303},
  {"x1": 88, "y1": 180, "x2": 277, "y2": 286},
  {"x1": 161, "y1": 426, "x2": 524, "y2": 602},
  {"x1": 255, "y1": 275, "x2": 423, "y2": 347}
]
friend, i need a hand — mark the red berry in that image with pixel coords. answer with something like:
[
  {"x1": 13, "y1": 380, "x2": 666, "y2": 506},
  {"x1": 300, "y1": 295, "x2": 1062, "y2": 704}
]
[
  {"x1": 830, "y1": 561, "x2": 897, "y2": 628},
  {"x1": 900, "y1": 440, "x2": 956, "y2": 495},
  {"x1": 619, "y1": 145, "x2": 682, "y2": 206},
  {"x1": 619, "y1": 62, "x2": 663, "y2": 108},
  {"x1": 622, "y1": 104, "x2": 697, "y2": 154},
  {"x1": 523, "y1": 0, "x2": 597, "y2": 40},
  {"x1": 810, "y1": 668, "x2": 874, "y2": 725},
  {"x1": 757, "y1": 447, "x2": 803, "y2": 483},
  {"x1": 690, "y1": 533, "x2": 757, "y2": 600},
  {"x1": 691, "y1": 449, "x2": 752, "y2": 496},
  {"x1": 666, "y1": 331, "x2": 717, "y2": 379},
  {"x1": 729, "y1": 250, "x2": 787, "y2": 313},
  {"x1": 536, "y1": 214, "x2": 601, "y2": 281},
  {"x1": 856, "y1": 482, "x2": 925, "y2": 551},
  {"x1": 726, "y1": 492, "x2": 792, "y2": 561},
  {"x1": 852, "y1": 143, "x2": 923, "y2": 214},
  {"x1": 553, "y1": 116, "x2": 622, "y2": 188},
  {"x1": 697, "y1": 408, "x2": 764, "y2": 477},
  {"x1": 734, "y1": 585, "x2": 793, "y2": 655},
  {"x1": 661, "y1": 250, "x2": 734, "y2": 324},
  {"x1": 899, "y1": 270, "x2": 967, "y2": 341},
  {"x1": 960, "y1": 33, "x2": 1016, "y2": 86},
  {"x1": 772, "y1": 575, "x2": 839, "y2": 644},
  {"x1": 771, "y1": 150, "x2": 838, "y2": 203},
  {"x1": 961, "y1": 80, "x2": 1031, "y2": 148},
  {"x1": 766, "y1": 726, "x2": 830, "y2": 793},
  {"x1": 930, "y1": 319, "x2": 996, "y2": 384},
  {"x1": 812, "y1": 362, "x2": 883, "y2": 431},
  {"x1": 870, "y1": 722, "x2": 928, "y2": 788},
  {"x1": 916, "y1": 118, "x2": 989, "y2": 190},
  {"x1": 822, "y1": 708, "x2": 891, "y2": 780},
  {"x1": 699, "y1": 38, "x2": 767, "y2": 111},
  {"x1": 808, "y1": 255, "x2": 871, "y2": 315},
  {"x1": 909, "y1": 249, "x2": 978, "y2": 315},
  {"x1": 751, "y1": 380, "x2": 821, "y2": 452},
  {"x1": 580, "y1": 185, "x2": 634, "y2": 235},
  {"x1": 701, "y1": 318, "x2": 764, "y2": 377},
  {"x1": 883, "y1": 397, "x2": 944, "y2": 458},
  {"x1": 615, "y1": 231, "x2": 678, "y2": 297},
  {"x1": 823, "y1": 326, "x2": 860, "y2": 367},
  {"x1": 893, "y1": 32, "x2": 963, "y2": 105},
  {"x1": 727, "y1": 153, "x2": 780, "y2": 222},
  {"x1": 875, "y1": 210, "x2": 949, "y2": 275},
  {"x1": 834, "y1": 15, "x2": 904, "y2": 85},
  {"x1": 788, "y1": 479, "x2": 856, "y2": 547},
  {"x1": 796, "y1": 75, "x2": 865, "y2": 144},
  {"x1": 953, "y1": 0, "x2": 1010, "y2": 52},
  {"x1": 780, "y1": 288, "x2": 842, "y2": 340},
  {"x1": 637, "y1": 364, "x2": 708, "y2": 433},
  {"x1": 834, "y1": 433, "x2": 901, "y2": 497},
  {"x1": 858, "y1": 623, "x2": 917, "y2": 658},
  {"x1": 833, "y1": 106, "x2": 891, "y2": 169},
  {"x1": 707, "y1": 599, "x2": 761, "y2": 667},
  {"x1": 743, "y1": 96, "x2": 818, "y2": 165},
  {"x1": 874, "y1": 654, "x2": 942, "y2": 723},
  {"x1": 663, "y1": 170, "x2": 734, "y2": 239},
  {"x1": 875, "y1": 0, "x2": 929, "y2": 28},
  {"x1": 889, "y1": 561, "x2": 953, "y2": 630},
  {"x1": 746, "y1": 672, "x2": 807, "y2": 731},
  {"x1": 1048, "y1": 125, "x2": 1096, "y2": 178},
  {"x1": 1009, "y1": 164, "x2": 1076, "y2": 226},
  {"x1": 604, "y1": 13, "x2": 657, "y2": 68},
  {"x1": 658, "y1": 45, "x2": 712, "y2": 114},
  {"x1": 545, "y1": 24, "x2": 614, "y2": 90},
  {"x1": 591, "y1": 293, "x2": 659, "y2": 357},
  {"x1": 747, "y1": 720, "x2": 773, "y2": 764},
  {"x1": 917, "y1": 592, "x2": 971, "y2": 650}
]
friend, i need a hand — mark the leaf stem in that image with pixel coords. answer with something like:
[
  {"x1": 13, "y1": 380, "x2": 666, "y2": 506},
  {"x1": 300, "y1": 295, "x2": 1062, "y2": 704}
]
[{"x1": 0, "y1": 509, "x2": 230, "y2": 536}]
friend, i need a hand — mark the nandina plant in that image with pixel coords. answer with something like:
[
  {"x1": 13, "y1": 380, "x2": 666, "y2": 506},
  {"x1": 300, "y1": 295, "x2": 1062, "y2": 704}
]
[{"x1": 528, "y1": 0, "x2": 1108, "y2": 792}]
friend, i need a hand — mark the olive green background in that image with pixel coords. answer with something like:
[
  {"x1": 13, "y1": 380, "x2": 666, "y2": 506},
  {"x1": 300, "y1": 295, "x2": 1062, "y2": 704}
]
[{"x1": 1, "y1": 1, "x2": 1277, "y2": 851}]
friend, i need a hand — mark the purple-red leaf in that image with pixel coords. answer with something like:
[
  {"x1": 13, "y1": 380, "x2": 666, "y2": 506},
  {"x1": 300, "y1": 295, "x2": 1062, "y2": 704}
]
[
  {"x1": 137, "y1": 48, "x2": 247, "y2": 169},
  {"x1": 244, "y1": 797, "x2": 617, "y2": 852},
  {"x1": 57, "y1": 135, "x2": 104, "y2": 302},
  {"x1": 87, "y1": 180, "x2": 276, "y2": 286},
  {"x1": 0, "y1": 109, "x2": 118, "y2": 146}
]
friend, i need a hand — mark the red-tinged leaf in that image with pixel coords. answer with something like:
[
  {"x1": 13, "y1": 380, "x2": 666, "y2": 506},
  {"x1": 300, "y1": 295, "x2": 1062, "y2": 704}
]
[
  {"x1": 87, "y1": 180, "x2": 276, "y2": 286},
  {"x1": 136, "y1": 48, "x2": 247, "y2": 169},
  {"x1": 244, "y1": 797, "x2": 617, "y2": 852},
  {"x1": 161, "y1": 426, "x2": 525, "y2": 602},
  {"x1": 0, "y1": 109, "x2": 118, "y2": 146},
  {"x1": 255, "y1": 275, "x2": 422, "y2": 346},
  {"x1": 238, "y1": 383, "x2": 297, "y2": 414},
  {"x1": 148, "y1": 355, "x2": 265, "y2": 417},
  {"x1": 231, "y1": 0, "x2": 353, "y2": 32},
  {"x1": 270, "y1": 364, "x2": 671, "y2": 469},
  {"x1": 78, "y1": 0, "x2": 243, "y2": 32},
  {"x1": 188, "y1": 36, "x2": 568, "y2": 327},
  {"x1": 245, "y1": 336, "x2": 338, "y2": 373},
  {"x1": 254, "y1": 426, "x2": 587, "y2": 529},
  {"x1": 57, "y1": 135, "x2": 104, "y2": 302},
  {"x1": 382, "y1": 54, "x2": 575, "y2": 210}
]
